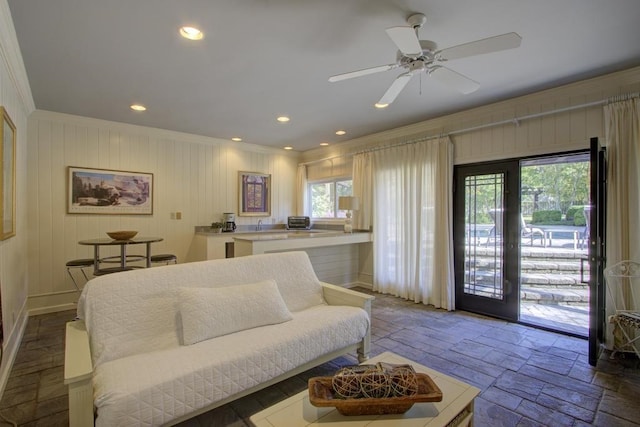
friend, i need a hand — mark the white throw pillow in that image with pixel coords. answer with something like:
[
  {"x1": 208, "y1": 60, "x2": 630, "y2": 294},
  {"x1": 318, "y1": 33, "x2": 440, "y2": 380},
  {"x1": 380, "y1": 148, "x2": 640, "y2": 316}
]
[{"x1": 178, "y1": 279, "x2": 293, "y2": 345}]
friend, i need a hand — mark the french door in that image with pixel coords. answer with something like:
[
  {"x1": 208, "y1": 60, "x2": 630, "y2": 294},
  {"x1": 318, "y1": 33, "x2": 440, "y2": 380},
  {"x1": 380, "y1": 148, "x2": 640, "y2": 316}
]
[
  {"x1": 454, "y1": 161, "x2": 520, "y2": 321},
  {"x1": 588, "y1": 137, "x2": 607, "y2": 366},
  {"x1": 454, "y1": 144, "x2": 607, "y2": 364}
]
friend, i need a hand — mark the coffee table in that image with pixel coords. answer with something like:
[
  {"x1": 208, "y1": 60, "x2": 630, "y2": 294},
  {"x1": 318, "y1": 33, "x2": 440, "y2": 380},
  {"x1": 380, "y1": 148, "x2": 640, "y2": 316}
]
[{"x1": 250, "y1": 351, "x2": 480, "y2": 427}]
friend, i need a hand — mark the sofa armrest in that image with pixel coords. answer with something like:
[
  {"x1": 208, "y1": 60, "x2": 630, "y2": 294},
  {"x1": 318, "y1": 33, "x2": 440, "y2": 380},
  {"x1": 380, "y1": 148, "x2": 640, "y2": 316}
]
[
  {"x1": 321, "y1": 282, "x2": 374, "y2": 315},
  {"x1": 321, "y1": 282, "x2": 375, "y2": 362},
  {"x1": 65, "y1": 320, "x2": 95, "y2": 427}
]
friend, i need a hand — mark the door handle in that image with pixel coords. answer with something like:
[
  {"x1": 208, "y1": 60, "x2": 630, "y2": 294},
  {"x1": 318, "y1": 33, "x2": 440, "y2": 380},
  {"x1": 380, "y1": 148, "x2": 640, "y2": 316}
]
[{"x1": 580, "y1": 257, "x2": 589, "y2": 284}]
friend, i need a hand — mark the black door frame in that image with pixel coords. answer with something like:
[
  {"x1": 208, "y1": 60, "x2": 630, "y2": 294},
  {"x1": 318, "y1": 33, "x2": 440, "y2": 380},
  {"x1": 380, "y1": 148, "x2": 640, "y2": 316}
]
[
  {"x1": 588, "y1": 137, "x2": 607, "y2": 366},
  {"x1": 454, "y1": 160, "x2": 520, "y2": 321},
  {"x1": 454, "y1": 148, "x2": 604, "y2": 342}
]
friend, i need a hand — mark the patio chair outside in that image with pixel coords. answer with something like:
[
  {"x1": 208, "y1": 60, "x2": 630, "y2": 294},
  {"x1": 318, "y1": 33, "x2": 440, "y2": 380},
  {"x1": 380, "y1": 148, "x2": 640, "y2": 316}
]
[
  {"x1": 521, "y1": 215, "x2": 544, "y2": 246},
  {"x1": 485, "y1": 209, "x2": 544, "y2": 246}
]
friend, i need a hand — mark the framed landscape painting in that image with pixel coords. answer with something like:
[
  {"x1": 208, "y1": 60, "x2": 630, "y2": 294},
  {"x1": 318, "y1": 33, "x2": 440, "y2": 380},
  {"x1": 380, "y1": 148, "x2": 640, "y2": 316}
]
[
  {"x1": 67, "y1": 166, "x2": 153, "y2": 215},
  {"x1": 1, "y1": 107, "x2": 16, "y2": 240},
  {"x1": 238, "y1": 171, "x2": 270, "y2": 217}
]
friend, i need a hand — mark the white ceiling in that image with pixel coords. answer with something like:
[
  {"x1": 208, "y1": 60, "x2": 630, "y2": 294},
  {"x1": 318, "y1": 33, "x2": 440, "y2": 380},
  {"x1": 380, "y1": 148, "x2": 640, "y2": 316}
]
[{"x1": 8, "y1": 0, "x2": 640, "y2": 152}]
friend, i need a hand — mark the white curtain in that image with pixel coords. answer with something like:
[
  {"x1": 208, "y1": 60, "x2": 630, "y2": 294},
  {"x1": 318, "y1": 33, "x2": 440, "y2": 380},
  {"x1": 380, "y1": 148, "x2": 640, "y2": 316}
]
[
  {"x1": 603, "y1": 97, "x2": 640, "y2": 350},
  {"x1": 604, "y1": 97, "x2": 640, "y2": 265},
  {"x1": 352, "y1": 153, "x2": 373, "y2": 230},
  {"x1": 296, "y1": 165, "x2": 308, "y2": 216},
  {"x1": 369, "y1": 136, "x2": 454, "y2": 309}
]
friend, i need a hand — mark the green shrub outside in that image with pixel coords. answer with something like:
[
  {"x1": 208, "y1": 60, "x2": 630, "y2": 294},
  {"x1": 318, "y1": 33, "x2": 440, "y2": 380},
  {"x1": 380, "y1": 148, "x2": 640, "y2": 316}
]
[
  {"x1": 573, "y1": 215, "x2": 586, "y2": 226},
  {"x1": 566, "y1": 205, "x2": 582, "y2": 221},
  {"x1": 531, "y1": 210, "x2": 562, "y2": 224},
  {"x1": 566, "y1": 205, "x2": 587, "y2": 226}
]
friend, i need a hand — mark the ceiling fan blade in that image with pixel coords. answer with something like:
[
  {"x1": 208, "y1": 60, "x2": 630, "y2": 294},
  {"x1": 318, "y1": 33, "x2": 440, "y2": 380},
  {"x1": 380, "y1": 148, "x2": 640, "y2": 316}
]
[
  {"x1": 328, "y1": 63, "x2": 398, "y2": 82},
  {"x1": 437, "y1": 32, "x2": 522, "y2": 61},
  {"x1": 378, "y1": 72, "x2": 414, "y2": 105},
  {"x1": 385, "y1": 27, "x2": 422, "y2": 57},
  {"x1": 430, "y1": 66, "x2": 480, "y2": 94}
]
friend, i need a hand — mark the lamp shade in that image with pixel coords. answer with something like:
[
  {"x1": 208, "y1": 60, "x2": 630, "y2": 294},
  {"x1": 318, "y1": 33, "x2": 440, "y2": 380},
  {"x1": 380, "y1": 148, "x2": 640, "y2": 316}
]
[{"x1": 338, "y1": 196, "x2": 360, "y2": 211}]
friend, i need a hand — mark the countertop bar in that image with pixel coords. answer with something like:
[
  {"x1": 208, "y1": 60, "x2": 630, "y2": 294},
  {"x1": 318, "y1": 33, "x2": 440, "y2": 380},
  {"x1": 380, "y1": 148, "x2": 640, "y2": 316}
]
[{"x1": 233, "y1": 231, "x2": 372, "y2": 257}]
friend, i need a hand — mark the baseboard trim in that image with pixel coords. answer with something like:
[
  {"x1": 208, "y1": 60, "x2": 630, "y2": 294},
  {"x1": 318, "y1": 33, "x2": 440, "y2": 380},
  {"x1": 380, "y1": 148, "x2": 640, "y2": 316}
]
[
  {"x1": 343, "y1": 281, "x2": 372, "y2": 290},
  {"x1": 28, "y1": 303, "x2": 78, "y2": 317},
  {"x1": 28, "y1": 290, "x2": 79, "y2": 316},
  {"x1": 0, "y1": 300, "x2": 28, "y2": 400}
]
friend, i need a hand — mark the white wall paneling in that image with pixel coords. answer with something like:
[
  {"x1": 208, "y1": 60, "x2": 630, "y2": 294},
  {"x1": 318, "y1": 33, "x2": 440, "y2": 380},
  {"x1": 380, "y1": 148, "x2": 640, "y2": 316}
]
[
  {"x1": 280, "y1": 245, "x2": 362, "y2": 286},
  {"x1": 0, "y1": 0, "x2": 35, "y2": 398},
  {"x1": 26, "y1": 111, "x2": 300, "y2": 312}
]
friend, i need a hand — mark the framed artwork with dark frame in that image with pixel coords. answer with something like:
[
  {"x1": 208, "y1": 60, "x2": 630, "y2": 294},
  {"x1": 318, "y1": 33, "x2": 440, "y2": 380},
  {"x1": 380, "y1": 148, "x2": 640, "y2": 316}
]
[
  {"x1": 238, "y1": 171, "x2": 270, "y2": 217},
  {"x1": 0, "y1": 107, "x2": 16, "y2": 241},
  {"x1": 67, "y1": 166, "x2": 153, "y2": 215}
]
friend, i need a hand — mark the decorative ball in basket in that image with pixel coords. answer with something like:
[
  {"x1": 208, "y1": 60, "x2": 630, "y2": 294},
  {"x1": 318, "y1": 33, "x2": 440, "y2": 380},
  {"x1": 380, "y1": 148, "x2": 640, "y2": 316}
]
[
  {"x1": 309, "y1": 362, "x2": 441, "y2": 416},
  {"x1": 106, "y1": 230, "x2": 138, "y2": 240}
]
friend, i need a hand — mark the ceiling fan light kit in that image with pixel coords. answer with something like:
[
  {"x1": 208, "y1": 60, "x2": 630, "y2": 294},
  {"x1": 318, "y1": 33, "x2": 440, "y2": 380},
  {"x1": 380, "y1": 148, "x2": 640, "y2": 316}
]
[{"x1": 329, "y1": 12, "x2": 522, "y2": 106}]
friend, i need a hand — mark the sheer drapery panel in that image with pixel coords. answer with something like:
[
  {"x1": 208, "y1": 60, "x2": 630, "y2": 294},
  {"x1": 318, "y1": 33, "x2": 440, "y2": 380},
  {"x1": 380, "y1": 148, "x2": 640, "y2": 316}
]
[
  {"x1": 352, "y1": 153, "x2": 373, "y2": 230},
  {"x1": 361, "y1": 136, "x2": 453, "y2": 309},
  {"x1": 296, "y1": 165, "x2": 308, "y2": 216},
  {"x1": 603, "y1": 97, "x2": 640, "y2": 348}
]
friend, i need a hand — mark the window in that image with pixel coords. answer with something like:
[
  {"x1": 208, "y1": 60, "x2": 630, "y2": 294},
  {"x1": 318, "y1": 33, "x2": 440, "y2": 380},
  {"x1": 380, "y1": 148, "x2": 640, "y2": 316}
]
[{"x1": 309, "y1": 179, "x2": 352, "y2": 218}]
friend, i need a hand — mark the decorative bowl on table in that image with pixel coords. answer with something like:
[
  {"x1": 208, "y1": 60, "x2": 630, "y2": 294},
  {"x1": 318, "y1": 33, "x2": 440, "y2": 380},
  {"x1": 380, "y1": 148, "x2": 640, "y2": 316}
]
[
  {"x1": 106, "y1": 230, "x2": 138, "y2": 240},
  {"x1": 308, "y1": 363, "x2": 442, "y2": 416}
]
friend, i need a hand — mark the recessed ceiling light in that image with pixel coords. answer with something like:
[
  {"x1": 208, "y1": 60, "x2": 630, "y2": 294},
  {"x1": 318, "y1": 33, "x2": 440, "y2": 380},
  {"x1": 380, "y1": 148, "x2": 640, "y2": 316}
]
[
  {"x1": 179, "y1": 26, "x2": 204, "y2": 40},
  {"x1": 320, "y1": 142, "x2": 329, "y2": 146},
  {"x1": 276, "y1": 116, "x2": 290, "y2": 123},
  {"x1": 374, "y1": 103, "x2": 389, "y2": 109},
  {"x1": 283, "y1": 146, "x2": 293, "y2": 150},
  {"x1": 231, "y1": 137, "x2": 242, "y2": 142},
  {"x1": 130, "y1": 104, "x2": 146, "y2": 111},
  {"x1": 335, "y1": 130, "x2": 346, "y2": 136}
]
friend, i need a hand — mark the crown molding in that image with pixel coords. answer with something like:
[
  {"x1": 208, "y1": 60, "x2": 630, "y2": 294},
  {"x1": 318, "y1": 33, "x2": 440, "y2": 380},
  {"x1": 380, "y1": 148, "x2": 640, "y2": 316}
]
[{"x1": 0, "y1": 0, "x2": 35, "y2": 113}]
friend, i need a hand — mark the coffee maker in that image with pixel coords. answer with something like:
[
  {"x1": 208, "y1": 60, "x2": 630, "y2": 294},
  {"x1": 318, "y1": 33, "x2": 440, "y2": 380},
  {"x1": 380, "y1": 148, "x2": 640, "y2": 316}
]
[{"x1": 222, "y1": 212, "x2": 236, "y2": 232}]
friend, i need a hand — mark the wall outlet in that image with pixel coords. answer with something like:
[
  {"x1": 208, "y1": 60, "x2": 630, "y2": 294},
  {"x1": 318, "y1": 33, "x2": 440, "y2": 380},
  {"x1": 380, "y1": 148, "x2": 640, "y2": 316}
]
[
  {"x1": 170, "y1": 212, "x2": 176, "y2": 220},
  {"x1": 176, "y1": 212, "x2": 182, "y2": 220}
]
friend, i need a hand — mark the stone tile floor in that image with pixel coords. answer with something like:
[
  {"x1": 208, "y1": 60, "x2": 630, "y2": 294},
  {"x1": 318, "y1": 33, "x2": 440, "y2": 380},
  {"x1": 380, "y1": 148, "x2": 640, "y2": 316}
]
[{"x1": 1, "y1": 289, "x2": 639, "y2": 426}]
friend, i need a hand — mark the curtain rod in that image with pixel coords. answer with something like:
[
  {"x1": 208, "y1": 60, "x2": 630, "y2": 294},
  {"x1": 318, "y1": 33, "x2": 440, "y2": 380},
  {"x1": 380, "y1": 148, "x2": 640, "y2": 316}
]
[{"x1": 299, "y1": 92, "x2": 638, "y2": 166}]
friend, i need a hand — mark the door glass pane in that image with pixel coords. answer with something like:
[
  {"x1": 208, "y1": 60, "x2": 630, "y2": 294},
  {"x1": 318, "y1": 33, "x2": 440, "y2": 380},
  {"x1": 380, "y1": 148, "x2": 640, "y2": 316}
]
[
  {"x1": 519, "y1": 153, "x2": 590, "y2": 336},
  {"x1": 464, "y1": 173, "x2": 505, "y2": 300}
]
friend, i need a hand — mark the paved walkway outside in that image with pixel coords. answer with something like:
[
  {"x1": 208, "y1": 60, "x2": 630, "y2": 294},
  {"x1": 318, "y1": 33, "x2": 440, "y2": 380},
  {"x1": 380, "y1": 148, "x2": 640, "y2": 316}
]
[{"x1": 521, "y1": 301, "x2": 589, "y2": 337}]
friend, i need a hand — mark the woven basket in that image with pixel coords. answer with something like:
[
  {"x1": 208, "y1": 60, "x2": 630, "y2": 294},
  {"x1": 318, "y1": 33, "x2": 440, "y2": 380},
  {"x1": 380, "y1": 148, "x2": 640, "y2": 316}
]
[{"x1": 308, "y1": 373, "x2": 442, "y2": 416}]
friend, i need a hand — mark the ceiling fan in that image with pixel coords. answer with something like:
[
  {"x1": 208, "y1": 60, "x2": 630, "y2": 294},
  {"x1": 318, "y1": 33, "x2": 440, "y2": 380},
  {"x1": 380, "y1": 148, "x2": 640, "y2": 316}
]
[{"x1": 329, "y1": 13, "x2": 522, "y2": 106}]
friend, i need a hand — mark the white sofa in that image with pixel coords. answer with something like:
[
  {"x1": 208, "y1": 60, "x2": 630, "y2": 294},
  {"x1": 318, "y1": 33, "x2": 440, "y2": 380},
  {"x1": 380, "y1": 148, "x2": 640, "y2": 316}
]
[{"x1": 64, "y1": 251, "x2": 374, "y2": 426}]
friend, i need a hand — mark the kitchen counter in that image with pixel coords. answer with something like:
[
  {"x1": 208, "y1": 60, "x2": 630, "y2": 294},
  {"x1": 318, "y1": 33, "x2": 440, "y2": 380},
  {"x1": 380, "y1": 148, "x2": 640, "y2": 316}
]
[
  {"x1": 232, "y1": 230, "x2": 340, "y2": 240},
  {"x1": 187, "y1": 227, "x2": 374, "y2": 288},
  {"x1": 233, "y1": 230, "x2": 372, "y2": 257}
]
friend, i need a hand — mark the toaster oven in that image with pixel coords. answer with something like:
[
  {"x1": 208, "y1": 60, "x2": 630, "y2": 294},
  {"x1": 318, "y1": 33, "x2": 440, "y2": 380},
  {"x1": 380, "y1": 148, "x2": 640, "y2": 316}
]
[{"x1": 287, "y1": 216, "x2": 311, "y2": 230}]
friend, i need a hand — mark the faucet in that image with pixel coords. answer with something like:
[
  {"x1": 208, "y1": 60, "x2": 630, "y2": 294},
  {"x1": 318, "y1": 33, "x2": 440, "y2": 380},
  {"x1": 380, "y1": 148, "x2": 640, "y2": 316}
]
[{"x1": 257, "y1": 219, "x2": 263, "y2": 231}]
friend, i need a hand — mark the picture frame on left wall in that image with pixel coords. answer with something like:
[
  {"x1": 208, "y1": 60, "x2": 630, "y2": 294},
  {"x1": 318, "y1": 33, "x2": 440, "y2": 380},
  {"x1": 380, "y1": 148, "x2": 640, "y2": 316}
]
[
  {"x1": 67, "y1": 166, "x2": 153, "y2": 215},
  {"x1": 1, "y1": 107, "x2": 16, "y2": 240}
]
